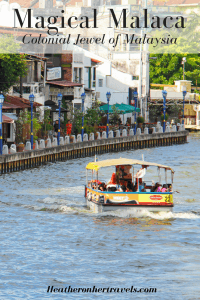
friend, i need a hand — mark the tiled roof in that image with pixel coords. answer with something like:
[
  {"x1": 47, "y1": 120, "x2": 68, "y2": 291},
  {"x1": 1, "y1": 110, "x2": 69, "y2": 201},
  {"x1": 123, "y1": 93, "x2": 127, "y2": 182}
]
[
  {"x1": 47, "y1": 80, "x2": 83, "y2": 87},
  {"x1": 8, "y1": 0, "x2": 57, "y2": 9},
  {"x1": 5, "y1": 95, "x2": 42, "y2": 108},
  {"x1": 91, "y1": 58, "x2": 102, "y2": 64},
  {"x1": 2, "y1": 102, "x2": 19, "y2": 110},
  {"x1": 2, "y1": 114, "x2": 14, "y2": 124}
]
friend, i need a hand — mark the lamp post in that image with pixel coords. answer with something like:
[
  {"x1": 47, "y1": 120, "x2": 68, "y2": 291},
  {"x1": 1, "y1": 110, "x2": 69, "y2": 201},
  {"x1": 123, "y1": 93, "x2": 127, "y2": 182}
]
[
  {"x1": 0, "y1": 93, "x2": 4, "y2": 155},
  {"x1": 182, "y1": 86, "x2": 187, "y2": 125},
  {"x1": 81, "y1": 92, "x2": 86, "y2": 141},
  {"x1": 57, "y1": 93, "x2": 62, "y2": 145},
  {"x1": 162, "y1": 90, "x2": 167, "y2": 132},
  {"x1": 182, "y1": 57, "x2": 186, "y2": 80},
  {"x1": 133, "y1": 90, "x2": 138, "y2": 135},
  {"x1": 106, "y1": 92, "x2": 111, "y2": 138},
  {"x1": 29, "y1": 94, "x2": 35, "y2": 150}
]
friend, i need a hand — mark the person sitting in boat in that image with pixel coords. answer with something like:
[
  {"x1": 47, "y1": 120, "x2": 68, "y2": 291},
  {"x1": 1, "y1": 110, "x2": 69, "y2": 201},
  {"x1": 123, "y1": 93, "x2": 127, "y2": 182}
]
[
  {"x1": 99, "y1": 183, "x2": 106, "y2": 191},
  {"x1": 107, "y1": 184, "x2": 117, "y2": 192},
  {"x1": 126, "y1": 181, "x2": 134, "y2": 192},
  {"x1": 151, "y1": 182, "x2": 159, "y2": 192},
  {"x1": 161, "y1": 184, "x2": 168, "y2": 192},
  {"x1": 109, "y1": 172, "x2": 117, "y2": 185},
  {"x1": 156, "y1": 184, "x2": 162, "y2": 193},
  {"x1": 141, "y1": 183, "x2": 147, "y2": 192},
  {"x1": 132, "y1": 184, "x2": 137, "y2": 192},
  {"x1": 91, "y1": 180, "x2": 102, "y2": 189}
]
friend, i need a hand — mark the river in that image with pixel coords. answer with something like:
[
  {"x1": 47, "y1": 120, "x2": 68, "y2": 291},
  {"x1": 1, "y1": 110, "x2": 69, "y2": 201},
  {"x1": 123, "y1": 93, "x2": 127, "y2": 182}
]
[{"x1": 0, "y1": 133, "x2": 200, "y2": 299}]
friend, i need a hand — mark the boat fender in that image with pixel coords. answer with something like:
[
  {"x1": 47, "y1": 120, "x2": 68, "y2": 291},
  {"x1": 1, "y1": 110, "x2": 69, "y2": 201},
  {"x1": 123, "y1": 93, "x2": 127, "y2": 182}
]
[
  {"x1": 99, "y1": 195, "x2": 104, "y2": 203},
  {"x1": 87, "y1": 191, "x2": 92, "y2": 201}
]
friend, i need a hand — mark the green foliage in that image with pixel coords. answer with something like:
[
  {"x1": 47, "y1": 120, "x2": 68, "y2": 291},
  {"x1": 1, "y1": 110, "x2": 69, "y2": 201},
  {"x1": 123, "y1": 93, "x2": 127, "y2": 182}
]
[
  {"x1": 41, "y1": 109, "x2": 53, "y2": 136},
  {"x1": 168, "y1": 103, "x2": 182, "y2": 117},
  {"x1": 0, "y1": 35, "x2": 21, "y2": 53},
  {"x1": 69, "y1": 102, "x2": 102, "y2": 134},
  {"x1": 0, "y1": 36, "x2": 27, "y2": 92},
  {"x1": 137, "y1": 116, "x2": 144, "y2": 123},
  {"x1": 149, "y1": 14, "x2": 200, "y2": 54},
  {"x1": 161, "y1": 113, "x2": 169, "y2": 121},
  {"x1": 109, "y1": 105, "x2": 122, "y2": 125},
  {"x1": 84, "y1": 106, "x2": 101, "y2": 127},
  {"x1": 150, "y1": 53, "x2": 200, "y2": 86},
  {"x1": 149, "y1": 105, "x2": 161, "y2": 122},
  {"x1": 15, "y1": 111, "x2": 42, "y2": 143},
  {"x1": 0, "y1": 55, "x2": 27, "y2": 92}
]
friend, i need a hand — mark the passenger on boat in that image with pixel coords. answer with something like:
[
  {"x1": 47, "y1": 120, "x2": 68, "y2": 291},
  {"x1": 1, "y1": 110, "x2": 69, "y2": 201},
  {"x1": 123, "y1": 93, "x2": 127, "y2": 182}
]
[
  {"x1": 141, "y1": 183, "x2": 147, "y2": 192},
  {"x1": 161, "y1": 184, "x2": 168, "y2": 192},
  {"x1": 132, "y1": 184, "x2": 137, "y2": 192},
  {"x1": 156, "y1": 185, "x2": 162, "y2": 192},
  {"x1": 107, "y1": 185, "x2": 117, "y2": 192},
  {"x1": 121, "y1": 185, "x2": 126, "y2": 192},
  {"x1": 151, "y1": 182, "x2": 159, "y2": 192},
  {"x1": 127, "y1": 181, "x2": 134, "y2": 192},
  {"x1": 99, "y1": 183, "x2": 106, "y2": 191},
  {"x1": 109, "y1": 172, "x2": 117, "y2": 184}
]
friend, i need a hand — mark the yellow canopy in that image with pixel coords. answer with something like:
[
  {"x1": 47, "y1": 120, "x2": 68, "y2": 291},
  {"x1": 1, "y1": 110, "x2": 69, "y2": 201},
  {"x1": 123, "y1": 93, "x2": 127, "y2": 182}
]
[{"x1": 86, "y1": 158, "x2": 174, "y2": 173}]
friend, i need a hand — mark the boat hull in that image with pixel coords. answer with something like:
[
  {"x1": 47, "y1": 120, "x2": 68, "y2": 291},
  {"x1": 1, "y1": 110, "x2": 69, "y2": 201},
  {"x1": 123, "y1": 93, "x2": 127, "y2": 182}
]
[{"x1": 85, "y1": 187, "x2": 173, "y2": 213}]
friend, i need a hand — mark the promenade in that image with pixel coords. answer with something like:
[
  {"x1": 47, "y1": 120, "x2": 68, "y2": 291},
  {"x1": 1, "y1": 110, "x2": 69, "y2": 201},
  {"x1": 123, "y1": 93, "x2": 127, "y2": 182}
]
[{"x1": 0, "y1": 130, "x2": 188, "y2": 174}]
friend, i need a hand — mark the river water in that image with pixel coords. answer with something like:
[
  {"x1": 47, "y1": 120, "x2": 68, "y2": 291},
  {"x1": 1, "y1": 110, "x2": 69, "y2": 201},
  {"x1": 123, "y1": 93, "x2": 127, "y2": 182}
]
[{"x1": 0, "y1": 133, "x2": 200, "y2": 299}]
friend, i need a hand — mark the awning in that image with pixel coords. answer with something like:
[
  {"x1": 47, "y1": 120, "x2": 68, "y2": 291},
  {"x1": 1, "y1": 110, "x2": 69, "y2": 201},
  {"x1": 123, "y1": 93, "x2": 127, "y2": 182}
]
[
  {"x1": 3, "y1": 113, "x2": 18, "y2": 121},
  {"x1": 86, "y1": 158, "x2": 174, "y2": 173},
  {"x1": 100, "y1": 103, "x2": 140, "y2": 114},
  {"x1": 47, "y1": 80, "x2": 83, "y2": 87},
  {"x1": 2, "y1": 114, "x2": 14, "y2": 123}
]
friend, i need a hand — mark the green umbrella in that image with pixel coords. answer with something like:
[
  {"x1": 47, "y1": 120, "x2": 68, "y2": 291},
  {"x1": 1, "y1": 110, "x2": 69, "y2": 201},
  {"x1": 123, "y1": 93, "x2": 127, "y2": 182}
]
[
  {"x1": 99, "y1": 104, "x2": 115, "y2": 113},
  {"x1": 115, "y1": 103, "x2": 140, "y2": 114},
  {"x1": 99, "y1": 103, "x2": 140, "y2": 114}
]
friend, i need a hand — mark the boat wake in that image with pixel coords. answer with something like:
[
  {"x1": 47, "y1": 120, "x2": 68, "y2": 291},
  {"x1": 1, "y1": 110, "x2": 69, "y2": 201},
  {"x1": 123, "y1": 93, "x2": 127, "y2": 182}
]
[{"x1": 101, "y1": 209, "x2": 200, "y2": 220}]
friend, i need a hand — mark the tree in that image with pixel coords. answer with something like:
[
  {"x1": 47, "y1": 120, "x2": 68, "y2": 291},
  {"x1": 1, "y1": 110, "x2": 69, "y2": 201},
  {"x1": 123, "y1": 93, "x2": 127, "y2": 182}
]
[
  {"x1": 15, "y1": 111, "x2": 42, "y2": 144},
  {"x1": 0, "y1": 35, "x2": 27, "y2": 92},
  {"x1": 150, "y1": 53, "x2": 200, "y2": 86},
  {"x1": 109, "y1": 105, "x2": 121, "y2": 125},
  {"x1": 149, "y1": 13, "x2": 200, "y2": 54}
]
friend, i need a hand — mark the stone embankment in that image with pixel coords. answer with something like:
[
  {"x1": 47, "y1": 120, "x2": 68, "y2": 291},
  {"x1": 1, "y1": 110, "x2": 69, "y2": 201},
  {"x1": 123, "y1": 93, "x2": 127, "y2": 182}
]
[{"x1": 0, "y1": 128, "x2": 188, "y2": 174}]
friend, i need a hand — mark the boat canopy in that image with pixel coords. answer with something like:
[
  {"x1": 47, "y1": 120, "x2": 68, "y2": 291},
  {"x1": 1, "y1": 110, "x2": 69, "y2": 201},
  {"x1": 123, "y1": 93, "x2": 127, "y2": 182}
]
[{"x1": 86, "y1": 158, "x2": 174, "y2": 173}]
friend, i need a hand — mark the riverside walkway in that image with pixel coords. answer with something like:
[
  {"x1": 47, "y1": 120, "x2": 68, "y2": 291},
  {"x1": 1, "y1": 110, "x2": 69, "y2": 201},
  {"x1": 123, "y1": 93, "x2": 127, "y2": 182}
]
[{"x1": 0, "y1": 128, "x2": 188, "y2": 174}]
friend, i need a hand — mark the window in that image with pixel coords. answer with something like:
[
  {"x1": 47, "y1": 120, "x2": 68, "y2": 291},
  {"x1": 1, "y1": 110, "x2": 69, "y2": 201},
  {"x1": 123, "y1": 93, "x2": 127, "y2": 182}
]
[
  {"x1": 74, "y1": 103, "x2": 81, "y2": 111},
  {"x1": 23, "y1": 86, "x2": 31, "y2": 94},
  {"x1": 99, "y1": 79, "x2": 103, "y2": 87},
  {"x1": 132, "y1": 76, "x2": 139, "y2": 80},
  {"x1": 13, "y1": 86, "x2": 20, "y2": 93},
  {"x1": 74, "y1": 68, "x2": 82, "y2": 83},
  {"x1": 93, "y1": 68, "x2": 96, "y2": 80}
]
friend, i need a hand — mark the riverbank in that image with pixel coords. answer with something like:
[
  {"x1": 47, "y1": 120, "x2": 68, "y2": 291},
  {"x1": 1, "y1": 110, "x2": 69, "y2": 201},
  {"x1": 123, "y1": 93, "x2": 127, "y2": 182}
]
[{"x1": 0, "y1": 131, "x2": 188, "y2": 174}]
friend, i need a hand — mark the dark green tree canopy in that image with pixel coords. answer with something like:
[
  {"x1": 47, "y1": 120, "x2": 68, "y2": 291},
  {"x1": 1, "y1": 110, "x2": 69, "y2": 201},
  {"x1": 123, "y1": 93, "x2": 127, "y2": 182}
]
[
  {"x1": 0, "y1": 35, "x2": 27, "y2": 92},
  {"x1": 150, "y1": 53, "x2": 200, "y2": 86}
]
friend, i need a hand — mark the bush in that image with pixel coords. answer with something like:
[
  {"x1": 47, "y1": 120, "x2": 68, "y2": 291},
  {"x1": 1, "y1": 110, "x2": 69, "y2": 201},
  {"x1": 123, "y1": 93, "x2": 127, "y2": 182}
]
[
  {"x1": 161, "y1": 113, "x2": 169, "y2": 121},
  {"x1": 137, "y1": 116, "x2": 144, "y2": 123}
]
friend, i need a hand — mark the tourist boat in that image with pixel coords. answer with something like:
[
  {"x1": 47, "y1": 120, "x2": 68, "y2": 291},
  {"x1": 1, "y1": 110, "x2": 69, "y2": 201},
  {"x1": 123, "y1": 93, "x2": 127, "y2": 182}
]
[{"x1": 85, "y1": 158, "x2": 174, "y2": 213}]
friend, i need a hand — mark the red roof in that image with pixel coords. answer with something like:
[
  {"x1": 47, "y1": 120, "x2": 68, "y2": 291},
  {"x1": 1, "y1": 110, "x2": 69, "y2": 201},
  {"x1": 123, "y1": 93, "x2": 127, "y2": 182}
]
[
  {"x1": 8, "y1": 0, "x2": 57, "y2": 9},
  {"x1": 4, "y1": 95, "x2": 42, "y2": 109},
  {"x1": 3, "y1": 102, "x2": 19, "y2": 110},
  {"x1": 91, "y1": 58, "x2": 102, "y2": 64},
  {"x1": 2, "y1": 115, "x2": 14, "y2": 124},
  {"x1": 47, "y1": 80, "x2": 83, "y2": 87}
]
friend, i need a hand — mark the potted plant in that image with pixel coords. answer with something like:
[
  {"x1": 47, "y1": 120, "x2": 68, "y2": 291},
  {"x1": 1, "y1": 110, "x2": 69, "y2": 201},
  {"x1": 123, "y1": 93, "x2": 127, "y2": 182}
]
[{"x1": 137, "y1": 116, "x2": 144, "y2": 128}]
